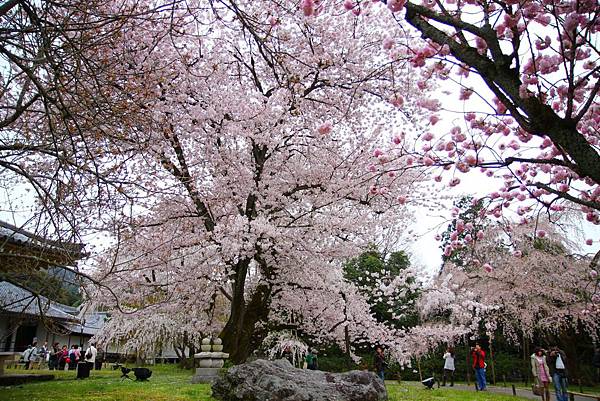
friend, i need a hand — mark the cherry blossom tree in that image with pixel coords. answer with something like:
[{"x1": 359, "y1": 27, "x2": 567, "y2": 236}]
[
  {"x1": 299, "y1": 0, "x2": 600, "y2": 248},
  {"x1": 0, "y1": 0, "x2": 154, "y2": 239},
  {"x1": 439, "y1": 196, "x2": 489, "y2": 268},
  {"x1": 88, "y1": 0, "x2": 432, "y2": 363},
  {"x1": 420, "y1": 220, "x2": 600, "y2": 343}
]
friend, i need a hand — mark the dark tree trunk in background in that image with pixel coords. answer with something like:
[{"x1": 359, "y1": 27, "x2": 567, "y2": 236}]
[{"x1": 220, "y1": 258, "x2": 271, "y2": 364}]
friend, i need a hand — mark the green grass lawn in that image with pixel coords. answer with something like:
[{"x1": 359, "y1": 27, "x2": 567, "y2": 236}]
[
  {"x1": 0, "y1": 365, "x2": 212, "y2": 401},
  {"x1": 1, "y1": 365, "x2": 533, "y2": 401}
]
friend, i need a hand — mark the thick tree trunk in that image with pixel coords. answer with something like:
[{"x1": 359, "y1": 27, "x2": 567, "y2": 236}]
[
  {"x1": 220, "y1": 258, "x2": 271, "y2": 364},
  {"x1": 220, "y1": 285, "x2": 271, "y2": 364}
]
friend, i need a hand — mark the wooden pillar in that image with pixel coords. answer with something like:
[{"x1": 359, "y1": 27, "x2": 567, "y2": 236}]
[
  {"x1": 9, "y1": 326, "x2": 18, "y2": 352},
  {"x1": 466, "y1": 345, "x2": 471, "y2": 385},
  {"x1": 489, "y1": 339, "x2": 497, "y2": 385}
]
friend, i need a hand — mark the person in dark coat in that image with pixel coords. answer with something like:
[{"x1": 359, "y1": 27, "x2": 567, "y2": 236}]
[
  {"x1": 373, "y1": 346, "x2": 387, "y2": 381},
  {"x1": 48, "y1": 342, "x2": 60, "y2": 370},
  {"x1": 547, "y1": 346, "x2": 568, "y2": 401}
]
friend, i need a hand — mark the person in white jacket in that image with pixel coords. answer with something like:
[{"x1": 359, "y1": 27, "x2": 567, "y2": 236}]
[
  {"x1": 531, "y1": 347, "x2": 552, "y2": 401},
  {"x1": 84, "y1": 342, "x2": 97, "y2": 369},
  {"x1": 442, "y1": 347, "x2": 456, "y2": 386}
]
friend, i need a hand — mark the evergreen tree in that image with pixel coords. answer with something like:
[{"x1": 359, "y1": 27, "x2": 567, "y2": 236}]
[{"x1": 344, "y1": 245, "x2": 420, "y2": 330}]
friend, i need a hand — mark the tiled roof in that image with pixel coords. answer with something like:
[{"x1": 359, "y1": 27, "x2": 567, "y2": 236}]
[
  {"x1": 0, "y1": 221, "x2": 85, "y2": 259},
  {"x1": 0, "y1": 281, "x2": 78, "y2": 321},
  {"x1": 62, "y1": 310, "x2": 108, "y2": 336}
]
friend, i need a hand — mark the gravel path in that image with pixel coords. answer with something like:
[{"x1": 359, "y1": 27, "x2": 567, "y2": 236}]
[{"x1": 433, "y1": 382, "x2": 598, "y2": 401}]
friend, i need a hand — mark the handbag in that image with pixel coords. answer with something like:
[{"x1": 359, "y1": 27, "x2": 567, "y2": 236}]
[{"x1": 532, "y1": 384, "x2": 543, "y2": 396}]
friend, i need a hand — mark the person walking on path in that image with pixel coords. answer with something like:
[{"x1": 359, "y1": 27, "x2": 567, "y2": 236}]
[
  {"x1": 471, "y1": 342, "x2": 487, "y2": 391},
  {"x1": 547, "y1": 346, "x2": 568, "y2": 401},
  {"x1": 373, "y1": 346, "x2": 387, "y2": 381},
  {"x1": 442, "y1": 346, "x2": 455, "y2": 386},
  {"x1": 531, "y1": 347, "x2": 552, "y2": 401}
]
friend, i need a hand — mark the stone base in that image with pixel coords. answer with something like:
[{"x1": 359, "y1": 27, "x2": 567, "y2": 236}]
[{"x1": 191, "y1": 367, "x2": 221, "y2": 384}]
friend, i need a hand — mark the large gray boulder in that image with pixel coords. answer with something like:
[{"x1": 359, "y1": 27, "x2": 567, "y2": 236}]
[{"x1": 211, "y1": 359, "x2": 387, "y2": 401}]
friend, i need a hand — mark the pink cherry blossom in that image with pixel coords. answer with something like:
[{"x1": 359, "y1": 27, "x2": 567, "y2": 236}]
[
  {"x1": 387, "y1": 0, "x2": 407, "y2": 12},
  {"x1": 318, "y1": 121, "x2": 332, "y2": 135},
  {"x1": 422, "y1": 132, "x2": 434, "y2": 141},
  {"x1": 301, "y1": 0, "x2": 314, "y2": 16},
  {"x1": 390, "y1": 94, "x2": 404, "y2": 107},
  {"x1": 382, "y1": 37, "x2": 394, "y2": 50}
]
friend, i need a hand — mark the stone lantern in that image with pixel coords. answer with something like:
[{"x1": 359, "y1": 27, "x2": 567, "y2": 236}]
[{"x1": 191, "y1": 338, "x2": 229, "y2": 383}]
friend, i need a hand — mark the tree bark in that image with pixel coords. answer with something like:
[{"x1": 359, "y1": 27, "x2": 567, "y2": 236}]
[
  {"x1": 220, "y1": 257, "x2": 271, "y2": 364},
  {"x1": 403, "y1": 2, "x2": 600, "y2": 209}
]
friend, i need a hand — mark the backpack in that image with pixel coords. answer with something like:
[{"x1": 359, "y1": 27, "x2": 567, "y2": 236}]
[{"x1": 85, "y1": 349, "x2": 93, "y2": 359}]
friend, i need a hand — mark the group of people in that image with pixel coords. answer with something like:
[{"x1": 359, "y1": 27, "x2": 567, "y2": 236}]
[
  {"x1": 441, "y1": 343, "x2": 569, "y2": 401},
  {"x1": 21, "y1": 341, "x2": 48, "y2": 369},
  {"x1": 22, "y1": 340, "x2": 97, "y2": 372},
  {"x1": 292, "y1": 340, "x2": 575, "y2": 400},
  {"x1": 440, "y1": 343, "x2": 486, "y2": 390},
  {"x1": 531, "y1": 346, "x2": 569, "y2": 401},
  {"x1": 442, "y1": 343, "x2": 569, "y2": 400}
]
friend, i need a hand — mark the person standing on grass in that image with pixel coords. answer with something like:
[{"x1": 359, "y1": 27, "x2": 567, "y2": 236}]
[
  {"x1": 531, "y1": 347, "x2": 552, "y2": 401},
  {"x1": 68, "y1": 344, "x2": 81, "y2": 370},
  {"x1": 471, "y1": 342, "x2": 487, "y2": 391},
  {"x1": 48, "y1": 342, "x2": 60, "y2": 370},
  {"x1": 58, "y1": 345, "x2": 69, "y2": 370},
  {"x1": 373, "y1": 346, "x2": 387, "y2": 381},
  {"x1": 547, "y1": 346, "x2": 568, "y2": 401},
  {"x1": 442, "y1": 346, "x2": 455, "y2": 386},
  {"x1": 84, "y1": 342, "x2": 98, "y2": 370},
  {"x1": 39, "y1": 341, "x2": 48, "y2": 369}
]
